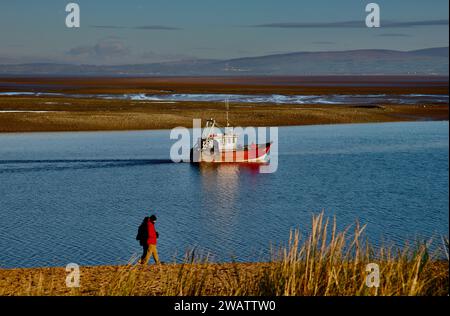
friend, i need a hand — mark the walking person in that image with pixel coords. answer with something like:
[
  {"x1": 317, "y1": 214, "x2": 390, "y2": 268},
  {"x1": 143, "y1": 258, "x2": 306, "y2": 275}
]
[{"x1": 136, "y1": 215, "x2": 160, "y2": 264}]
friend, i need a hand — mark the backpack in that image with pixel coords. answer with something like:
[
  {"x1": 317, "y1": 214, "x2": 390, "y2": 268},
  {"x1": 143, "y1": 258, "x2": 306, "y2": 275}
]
[{"x1": 136, "y1": 222, "x2": 148, "y2": 246}]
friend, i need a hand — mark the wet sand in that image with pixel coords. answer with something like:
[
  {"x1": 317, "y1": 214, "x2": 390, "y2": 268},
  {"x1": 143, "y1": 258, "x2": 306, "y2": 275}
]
[
  {"x1": 1, "y1": 76, "x2": 448, "y2": 95},
  {"x1": 0, "y1": 76, "x2": 447, "y2": 133}
]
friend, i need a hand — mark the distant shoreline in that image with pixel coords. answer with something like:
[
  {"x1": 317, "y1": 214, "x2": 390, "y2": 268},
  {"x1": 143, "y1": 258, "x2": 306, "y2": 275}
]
[
  {"x1": 0, "y1": 119, "x2": 448, "y2": 135},
  {"x1": 0, "y1": 101, "x2": 447, "y2": 133},
  {"x1": 1, "y1": 76, "x2": 448, "y2": 95},
  {"x1": 0, "y1": 76, "x2": 447, "y2": 133}
]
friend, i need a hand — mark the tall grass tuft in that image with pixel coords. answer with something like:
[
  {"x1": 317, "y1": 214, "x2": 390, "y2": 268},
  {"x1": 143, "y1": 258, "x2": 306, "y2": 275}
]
[
  {"x1": 99, "y1": 254, "x2": 143, "y2": 296},
  {"x1": 256, "y1": 212, "x2": 448, "y2": 296},
  {"x1": 162, "y1": 248, "x2": 214, "y2": 296}
]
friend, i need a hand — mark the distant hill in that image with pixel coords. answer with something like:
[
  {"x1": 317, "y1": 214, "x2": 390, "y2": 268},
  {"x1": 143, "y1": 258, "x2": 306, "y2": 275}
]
[{"x1": 0, "y1": 47, "x2": 448, "y2": 76}]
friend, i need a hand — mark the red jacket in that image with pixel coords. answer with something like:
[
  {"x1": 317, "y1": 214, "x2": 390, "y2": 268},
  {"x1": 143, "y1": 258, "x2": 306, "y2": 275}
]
[{"x1": 147, "y1": 221, "x2": 157, "y2": 245}]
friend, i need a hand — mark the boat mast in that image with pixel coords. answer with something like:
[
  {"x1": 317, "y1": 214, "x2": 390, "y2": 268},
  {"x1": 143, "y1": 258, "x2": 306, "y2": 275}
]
[{"x1": 225, "y1": 98, "x2": 230, "y2": 127}]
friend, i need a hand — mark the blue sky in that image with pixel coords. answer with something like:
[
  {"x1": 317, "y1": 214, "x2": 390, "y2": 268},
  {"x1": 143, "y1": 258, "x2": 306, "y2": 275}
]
[{"x1": 0, "y1": 0, "x2": 448, "y2": 64}]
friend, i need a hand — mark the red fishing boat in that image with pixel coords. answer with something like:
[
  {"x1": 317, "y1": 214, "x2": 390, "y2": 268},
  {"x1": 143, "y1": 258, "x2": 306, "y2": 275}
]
[{"x1": 190, "y1": 101, "x2": 272, "y2": 163}]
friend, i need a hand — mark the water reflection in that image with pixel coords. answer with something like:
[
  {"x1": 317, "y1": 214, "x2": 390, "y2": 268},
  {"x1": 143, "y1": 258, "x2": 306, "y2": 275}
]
[
  {"x1": 199, "y1": 164, "x2": 240, "y2": 221},
  {"x1": 196, "y1": 164, "x2": 264, "y2": 259},
  {"x1": 198, "y1": 163, "x2": 262, "y2": 204}
]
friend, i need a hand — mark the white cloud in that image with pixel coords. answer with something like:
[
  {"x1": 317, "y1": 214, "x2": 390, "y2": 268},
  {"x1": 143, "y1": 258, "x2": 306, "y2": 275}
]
[{"x1": 66, "y1": 39, "x2": 130, "y2": 63}]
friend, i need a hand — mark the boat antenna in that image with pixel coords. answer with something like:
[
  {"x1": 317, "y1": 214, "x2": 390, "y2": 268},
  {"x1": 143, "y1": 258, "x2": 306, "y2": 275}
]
[{"x1": 225, "y1": 98, "x2": 230, "y2": 127}]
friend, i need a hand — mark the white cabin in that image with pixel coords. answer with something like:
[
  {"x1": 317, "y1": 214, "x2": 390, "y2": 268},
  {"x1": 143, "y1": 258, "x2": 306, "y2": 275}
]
[{"x1": 201, "y1": 119, "x2": 238, "y2": 152}]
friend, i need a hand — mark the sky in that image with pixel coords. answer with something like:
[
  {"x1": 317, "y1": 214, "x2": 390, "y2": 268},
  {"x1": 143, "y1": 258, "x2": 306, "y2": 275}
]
[{"x1": 0, "y1": 0, "x2": 448, "y2": 65}]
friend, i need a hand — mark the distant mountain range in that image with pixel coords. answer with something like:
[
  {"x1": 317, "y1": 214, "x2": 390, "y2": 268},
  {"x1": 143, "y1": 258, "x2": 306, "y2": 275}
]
[{"x1": 0, "y1": 47, "x2": 448, "y2": 76}]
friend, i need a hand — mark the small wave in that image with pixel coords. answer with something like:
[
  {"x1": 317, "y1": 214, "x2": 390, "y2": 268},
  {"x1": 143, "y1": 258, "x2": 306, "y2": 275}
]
[
  {"x1": 0, "y1": 159, "x2": 173, "y2": 164},
  {"x1": 1, "y1": 91, "x2": 448, "y2": 105},
  {"x1": 0, "y1": 159, "x2": 175, "y2": 173},
  {"x1": 107, "y1": 93, "x2": 450, "y2": 105},
  {"x1": 0, "y1": 92, "x2": 63, "y2": 97}
]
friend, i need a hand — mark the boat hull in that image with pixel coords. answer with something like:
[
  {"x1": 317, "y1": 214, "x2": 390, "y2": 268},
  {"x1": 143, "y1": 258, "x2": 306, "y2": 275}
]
[{"x1": 191, "y1": 142, "x2": 272, "y2": 163}]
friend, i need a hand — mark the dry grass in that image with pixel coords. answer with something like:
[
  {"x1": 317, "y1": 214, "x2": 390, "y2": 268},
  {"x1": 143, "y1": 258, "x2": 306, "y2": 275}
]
[
  {"x1": 0, "y1": 212, "x2": 448, "y2": 296},
  {"x1": 258, "y1": 214, "x2": 448, "y2": 296}
]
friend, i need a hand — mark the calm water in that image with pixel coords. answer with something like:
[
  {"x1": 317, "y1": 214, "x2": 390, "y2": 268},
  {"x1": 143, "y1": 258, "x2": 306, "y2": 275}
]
[{"x1": 0, "y1": 121, "x2": 448, "y2": 268}]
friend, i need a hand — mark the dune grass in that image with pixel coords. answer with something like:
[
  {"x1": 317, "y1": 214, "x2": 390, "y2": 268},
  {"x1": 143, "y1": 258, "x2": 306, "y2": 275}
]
[
  {"x1": 152, "y1": 213, "x2": 448, "y2": 296},
  {"x1": 256, "y1": 214, "x2": 447, "y2": 296},
  {"x1": 0, "y1": 212, "x2": 448, "y2": 296}
]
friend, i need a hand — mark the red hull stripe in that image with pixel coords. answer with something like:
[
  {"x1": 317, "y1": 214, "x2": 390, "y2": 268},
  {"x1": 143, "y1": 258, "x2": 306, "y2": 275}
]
[{"x1": 219, "y1": 143, "x2": 271, "y2": 162}]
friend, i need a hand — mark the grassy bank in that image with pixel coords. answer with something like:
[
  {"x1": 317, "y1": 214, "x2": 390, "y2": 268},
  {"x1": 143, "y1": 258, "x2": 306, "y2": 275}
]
[{"x1": 0, "y1": 213, "x2": 448, "y2": 296}]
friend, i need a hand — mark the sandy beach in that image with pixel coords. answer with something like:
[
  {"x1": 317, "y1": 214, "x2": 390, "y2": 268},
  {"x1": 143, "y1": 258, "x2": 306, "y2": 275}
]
[
  {"x1": 0, "y1": 262, "x2": 266, "y2": 296},
  {"x1": 0, "y1": 76, "x2": 447, "y2": 133}
]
